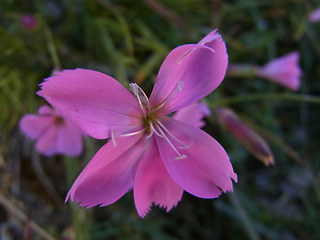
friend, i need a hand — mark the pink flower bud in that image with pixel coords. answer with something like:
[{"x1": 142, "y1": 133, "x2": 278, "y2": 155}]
[
  {"x1": 254, "y1": 52, "x2": 302, "y2": 91},
  {"x1": 215, "y1": 107, "x2": 274, "y2": 166}
]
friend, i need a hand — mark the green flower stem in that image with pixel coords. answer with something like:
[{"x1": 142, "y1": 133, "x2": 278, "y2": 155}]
[
  {"x1": 65, "y1": 157, "x2": 91, "y2": 240},
  {"x1": 212, "y1": 93, "x2": 320, "y2": 106},
  {"x1": 226, "y1": 64, "x2": 257, "y2": 78}
]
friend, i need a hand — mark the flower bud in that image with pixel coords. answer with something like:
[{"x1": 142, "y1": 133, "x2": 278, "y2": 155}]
[{"x1": 216, "y1": 107, "x2": 274, "y2": 166}]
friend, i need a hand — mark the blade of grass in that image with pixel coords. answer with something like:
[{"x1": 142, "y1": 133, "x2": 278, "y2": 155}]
[{"x1": 229, "y1": 190, "x2": 261, "y2": 240}]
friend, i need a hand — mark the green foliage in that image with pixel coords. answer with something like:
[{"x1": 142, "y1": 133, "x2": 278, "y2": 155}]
[{"x1": 1, "y1": 0, "x2": 320, "y2": 239}]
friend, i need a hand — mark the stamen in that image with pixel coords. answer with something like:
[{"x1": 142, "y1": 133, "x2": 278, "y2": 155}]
[
  {"x1": 119, "y1": 129, "x2": 146, "y2": 137},
  {"x1": 153, "y1": 81, "x2": 184, "y2": 112},
  {"x1": 175, "y1": 155, "x2": 187, "y2": 160},
  {"x1": 111, "y1": 128, "x2": 146, "y2": 147},
  {"x1": 129, "y1": 83, "x2": 151, "y2": 115},
  {"x1": 148, "y1": 121, "x2": 163, "y2": 138},
  {"x1": 178, "y1": 50, "x2": 192, "y2": 64},
  {"x1": 156, "y1": 120, "x2": 193, "y2": 150},
  {"x1": 155, "y1": 124, "x2": 186, "y2": 160},
  {"x1": 156, "y1": 120, "x2": 183, "y2": 145},
  {"x1": 111, "y1": 130, "x2": 117, "y2": 147},
  {"x1": 177, "y1": 81, "x2": 183, "y2": 92},
  {"x1": 178, "y1": 44, "x2": 216, "y2": 64}
]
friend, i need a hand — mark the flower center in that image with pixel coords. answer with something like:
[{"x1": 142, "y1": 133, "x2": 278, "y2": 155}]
[
  {"x1": 127, "y1": 83, "x2": 188, "y2": 160},
  {"x1": 54, "y1": 116, "x2": 64, "y2": 125},
  {"x1": 110, "y1": 83, "x2": 190, "y2": 160}
]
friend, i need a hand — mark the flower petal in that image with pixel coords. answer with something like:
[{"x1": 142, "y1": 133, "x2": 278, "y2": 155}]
[
  {"x1": 35, "y1": 125, "x2": 59, "y2": 156},
  {"x1": 66, "y1": 134, "x2": 146, "y2": 208},
  {"x1": 38, "y1": 69, "x2": 142, "y2": 139},
  {"x1": 150, "y1": 30, "x2": 228, "y2": 114},
  {"x1": 57, "y1": 119, "x2": 83, "y2": 157},
  {"x1": 37, "y1": 105, "x2": 54, "y2": 115},
  {"x1": 173, "y1": 101, "x2": 211, "y2": 128},
  {"x1": 20, "y1": 115, "x2": 55, "y2": 140},
  {"x1": 134, "y1": 137, "x2": 183, "y2": 218},
  {"x1": 156, "y1": 119, "x2": 237, "y2": 199}
]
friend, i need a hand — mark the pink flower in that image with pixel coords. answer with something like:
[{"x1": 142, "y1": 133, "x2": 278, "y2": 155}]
[
  {"x1": 215, "y1": 107, "x2": 274, "y2": 166},
  {"x1": 20, "y1": 105, "x2": 83, "y2": 157},
  {"x1": 309, "y1": 7, "x2": 320, "y2": 22},
  {"x1": 20, "y1": 14, "x2": 38, "y2": 30},
  {"x1": 38, "y1": 30, "x2": 237, "y2": 217},
  {"x1": 254, "y1": 52, "x2": 302, "y2": 91}
]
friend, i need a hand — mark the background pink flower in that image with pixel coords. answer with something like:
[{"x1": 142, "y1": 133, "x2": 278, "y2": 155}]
[
  {"x1": 38, "y1": 30, "x2": 237, "y2": 217},
  {"x1": 254, "y1": 52, "x2": 302, "y2": 91},
  {"x1": 20, "y1": 14, "x2": 38, "y2": 30},
  {"x1": 309, "y1": 7, "x2": 320, "y2": 22},
  {"x1": 20, "y1": 105, "x2": 83, "y2": 156}
]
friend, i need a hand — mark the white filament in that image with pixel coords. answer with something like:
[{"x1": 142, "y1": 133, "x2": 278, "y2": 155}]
[
  {"x1": 129, "y1": 83, "x2": 151, "y2": 116},
  {"x1": 153, "y1": 81, "x2": 184, "y2": 112},
  {"x1": 126, "y1": 82, "x2": 189, "y2": 160},
  {"x1": 111, "y1": 128, "x2": 146, "y2": 147},
  {"x1": 154, "y1": 123, "x2": 186, "y2": 161}
]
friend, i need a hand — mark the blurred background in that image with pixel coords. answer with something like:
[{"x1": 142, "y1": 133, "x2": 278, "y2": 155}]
[{"x1": 1, "y1": 0, "x2": 320, "y2": 239}]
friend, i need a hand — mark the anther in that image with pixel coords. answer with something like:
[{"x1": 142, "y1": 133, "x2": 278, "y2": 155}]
[
  {"x1": 129, "y1": 83, "x2": 151, "y2": 114},
  {"x1": 177, "y1": 81, "x2": 183, "y2": 92},
  {"x1": 175, "y1": 155, "x2": 187, "y2": 160},
  {"x1": 111, "y1": 130, "x2": 117, "y2": 147}
]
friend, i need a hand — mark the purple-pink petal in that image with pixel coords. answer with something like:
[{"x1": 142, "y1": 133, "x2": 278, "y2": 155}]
[
  {"x1": 197, "y1": 29, "x2": 220, "y2": 51},
  {"x1": 134, "y1": 137, "x2": 183, "y2": 217},
  {"x1": 156, "y1": 119, "x2": 237, "y2": 199},
  {"x1": 20, "y1": 105, "x2": 84, "y2": 157},
  {"x1": 173, "y1": 101, "x2": 211, "y2": 128},
  {"x1": 20, "y1": 114, "x2": 55, "y2": 140},
  {"x1": 37, "y1": 105, "x2": 54, "y2": 115},
  {"x1": 35, "y1": 124, "x2": 60, "y2": 157},
  {"x1": 38, "y1": 69, "x2": 142, "y2": 139},
  {"x1": 57, "y1": 119, "x2": 83, "y2": 157},
  {"x1": 66, "y1": 135, "x2": 147, "y2": 208},
  {"x1": 150, "y1": 30, "x2": 228, "y2": 115}
]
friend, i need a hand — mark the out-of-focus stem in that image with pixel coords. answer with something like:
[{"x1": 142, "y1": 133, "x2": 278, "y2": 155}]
[
  {"x1": 142, "y1": 0, "x2": 186, "y2": 29},
  {"x1": 212, "y1": 94, "x2": 320, "y2": 106},
  {"x1": 226, "y1": 64, "x2": 257, "y2": 78},
  {"x1": 229, "y1": 190, "x2": 261, "y2": 240},
  {"x1": 44, "y1": 25, "x2": 61, "y2": 69}
]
